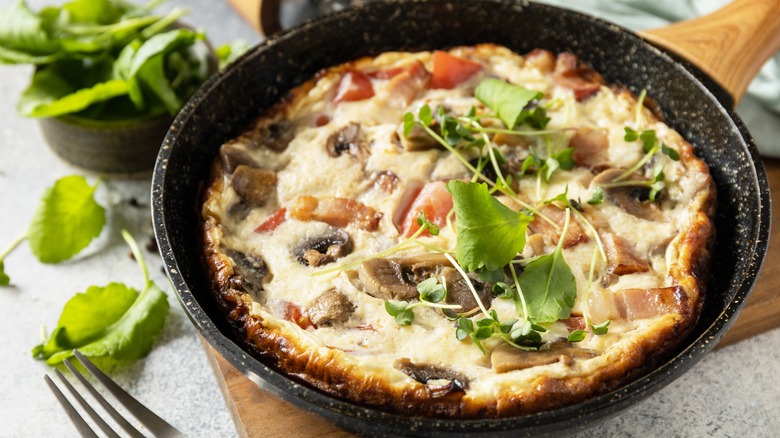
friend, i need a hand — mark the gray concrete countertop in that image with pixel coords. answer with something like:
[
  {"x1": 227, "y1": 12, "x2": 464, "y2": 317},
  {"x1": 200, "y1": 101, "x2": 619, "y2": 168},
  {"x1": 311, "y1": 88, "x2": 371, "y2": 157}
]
[{"x1": 0, "y1": 1, "x2": 778, "y2": 437}]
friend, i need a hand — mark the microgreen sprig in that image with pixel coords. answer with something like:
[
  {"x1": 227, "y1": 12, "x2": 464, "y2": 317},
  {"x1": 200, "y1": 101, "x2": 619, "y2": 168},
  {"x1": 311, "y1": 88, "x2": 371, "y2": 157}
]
[{"x1": 385, "y1": 277, "x2": 462, "y2": 326}]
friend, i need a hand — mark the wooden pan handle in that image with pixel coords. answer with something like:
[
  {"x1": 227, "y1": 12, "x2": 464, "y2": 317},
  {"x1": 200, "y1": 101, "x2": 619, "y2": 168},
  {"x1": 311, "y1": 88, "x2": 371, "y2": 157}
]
[
  {"x1": 227, "y1": 0, "x2": 282, "y2": 36},
  {"x1": 641, "y1": 0, "x2": 780, "y2": 103}
]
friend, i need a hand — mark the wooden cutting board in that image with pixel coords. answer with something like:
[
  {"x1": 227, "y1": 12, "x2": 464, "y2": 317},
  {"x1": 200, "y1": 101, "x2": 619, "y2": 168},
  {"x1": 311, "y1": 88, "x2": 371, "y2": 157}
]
[{"x1": 201, "y1": 160, "x2": 780, "y2": 438}]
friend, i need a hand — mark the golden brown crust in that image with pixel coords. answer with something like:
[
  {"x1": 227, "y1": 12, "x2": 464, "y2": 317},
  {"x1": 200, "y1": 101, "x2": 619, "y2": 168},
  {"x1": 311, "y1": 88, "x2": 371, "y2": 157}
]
[{"x1": 198, "y1": 46, "x2": 716, "y2": 418}]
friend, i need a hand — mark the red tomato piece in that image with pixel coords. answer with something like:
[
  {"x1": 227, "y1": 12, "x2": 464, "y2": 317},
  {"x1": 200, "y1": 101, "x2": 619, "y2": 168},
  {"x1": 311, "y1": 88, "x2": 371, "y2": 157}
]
[
  {"x1": 333, "y1": 70, "x2": 375, "y2": 102},
  {"x1": 284, "y1": 302, "x2": 314, "y2": 329},
  {"x1": 254, "y1": 208, "x2": 286, "y2": 233},
  {"x1": 430, "y1": 51, "x2": 482, "y2": 89},
  {"x1": 400, "y1": 181, "x2": 454, "y2": 237}
]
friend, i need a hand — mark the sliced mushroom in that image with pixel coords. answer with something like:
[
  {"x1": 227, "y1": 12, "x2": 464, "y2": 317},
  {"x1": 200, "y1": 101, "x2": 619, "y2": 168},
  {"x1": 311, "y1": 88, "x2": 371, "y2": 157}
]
[
  {"x1": 220, "y1": 143, "x2": 258, "y2": 173},
  {"x1": 371, "y1": 170, "x2": 399, "y2": 193},
  {"x1": 357, "y1": 258, "x2": 418, "y2": 300},
  {"x1": 229, "y1": 165, "x2": 276, "y2": 207},
  {"x1": 294, "y1": 230, "x2": 353, "y2": 267},
  {"x1": 237, "y1": 118, "x2": 294, "y2": 152},
  {"x1": 227, "y1": 249, "x2": 272, "y2": 293},
  {"x1": 491, "y1": 343, "x2": 596, "y2": 373},
  {"x1": 591, "y1": 168, "x2": 662, "y2": 220},
  {"x1": 326, "y1": 122, "x2": 369, "y2": 160},
  {"x1": 307, "y1": 288, "x2": 355, "y2": 326},
  {"x1": 440, "y1": 267, "x2": 492, "y2": 313},
  {"x1": 394, "y1": 358, "x2": 468, "y2": 397}
]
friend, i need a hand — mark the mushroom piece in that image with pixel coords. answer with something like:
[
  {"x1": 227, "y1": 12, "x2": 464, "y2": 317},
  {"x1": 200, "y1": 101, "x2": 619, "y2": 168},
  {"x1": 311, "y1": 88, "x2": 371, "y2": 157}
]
[
  {"x1": 357, "y1": 258, "x2": 418, "y2": 300},
  {"x1": 591, "y1": 168, "x2": 662, "y2": 220},
  {"x1": 326, "y1": 122, "x2": 369, "y2": 160},
  {"x1": 394, "y1": 358, "x2": 468, "y2": 397},
  {"x1": 307, "y1": 288, "x2": 355, "y2": 326},
  {"x1": 229, "y1": 165, "x2": 276, "y2": 207},
  {"x1": 227, "y1": 249, "x2": 272, "y2": 293},
  {"x1": 371, "y1": 170, "x2": 399, "y2": 193},
  {"x1": 294, "y1": 230, "x2": 353, "y2": 267},
  {"x1": 236, "y1": 118, "x2": 294, "y2": 152},
  {"x1": 491, "y1": 343, "x2": 596, "y2": 373},
  {"x1": 439, "y1": 267, "x2": 493, "y2": 313},
  {"x1": 220, "y1": 143, "x2": 258, "y2": 173}
]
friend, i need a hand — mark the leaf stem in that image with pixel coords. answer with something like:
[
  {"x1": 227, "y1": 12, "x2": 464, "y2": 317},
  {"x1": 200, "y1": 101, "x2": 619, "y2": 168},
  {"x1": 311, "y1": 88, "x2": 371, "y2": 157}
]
[
  {"x1": 635, "y1": 89, "x2": 647, "y2": 126},
  {"x1": 509, "y1": 263, "x2": 528, "y2": 323},
  {"x1": 581, "y1": 245, "x2": 600, "y2": 328},
  {"x1": 444, "y1": 253, "x2": 489, "y2": 317},
  {"x1": 0, "y1": 232, "x2": 27, "y2": 261},
  {"x1": 614, "y1": 145, "x2": 657, "y2": 182},
  {"x1": 571, "y1": 209, "x2": 607, "y2": 263},
  {"x1": 122, "y1": 230, "x2": 149, "y2": 285},
  {"x1": 466, "y1": 126, "x2": 568, "y2": 137}
]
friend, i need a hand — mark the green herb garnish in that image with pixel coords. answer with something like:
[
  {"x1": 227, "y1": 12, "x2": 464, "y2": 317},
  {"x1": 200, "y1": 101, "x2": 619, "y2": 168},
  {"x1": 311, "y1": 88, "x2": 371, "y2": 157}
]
[
  {"x1": 587, "y1": 187, "x2": 605, "y2": 205},
  {"x1": 385, "y1": 277, "x2": 461, "y2": 326},
  {"x1": 475, "y1": 79, "x2": 545, "y2": 129},
  {"x1": 33, "y1": 230, "x2": 169, "y2": 366}
]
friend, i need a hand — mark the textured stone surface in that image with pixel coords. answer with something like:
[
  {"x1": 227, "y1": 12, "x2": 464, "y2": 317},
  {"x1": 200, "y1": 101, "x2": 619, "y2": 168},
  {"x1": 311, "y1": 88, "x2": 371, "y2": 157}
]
[{"x1": 0, "y1": 0, "x2": 778, "y2": 437}]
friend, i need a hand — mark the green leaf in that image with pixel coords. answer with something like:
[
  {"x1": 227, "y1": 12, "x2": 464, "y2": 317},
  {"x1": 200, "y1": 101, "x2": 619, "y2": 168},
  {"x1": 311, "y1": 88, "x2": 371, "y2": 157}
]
[
  {"x1": 18, "y1": 68, "x2": 129, "y2": 117},
  {"x1": 567, "y1": 330, "x2": 587, "y2": 342},
  {"x1": 555, "y1": 147, "x2": 575, "y2": 170},
  {"x1": 649, "y1": 180, "x2": 665, "y2": 202},
  {"x1": 0, "y1": 0, "x2": 58, "y2": 60},
  {"x1": 587, "y1": 187, "x2": 605, "y2": 205},
  {"x1": 544, "y1": 157, "x2": 560, "y2": 182},
  {"x1": 28, "y1": 175, "x2": 105, "y2": 263},
  {"x1": 624, "y1": 127, "x2": 638, "y2": 142},
  {"x1": 475, "y1": 79, "x2": 543, "y2": 129},
  {"x1": 63, "y1": 0, "x2": 123, "y2": 25},
  {"x1": 592, "y1": 320, "x2": 610, "y2": 335},
  {"x1": 492, "y1": 282, "x2": 515, "y2": 299},
  {"x1": 517, "y1": 106, "x2": 551, "y2": 130},
  {"x1": 416, "y1": 211, "x2": 440, "y2": 236},
  {"x1": 402, "y1": 112, "x2": 415, "y2": 137},
  {"x1": 0, "y1": 260, "x2": 9, "y2": 286},
  {"x1": 456, "y1": 317, "x2": 474, "y2": 341},
  {"x1": 639, "y1": 130, "x2": 657, "y2": 153},
  {"x1": 215, "y1": 40, "x2": 250, "y2": 70},
  {"x1": 476, "y1": 266, "x2": 504, "y2": 282},
  {"x1": 447, "y1": 181, "x2": 533, "y2": 272},
  {"x1": 418, "y1": 104, "x2": 432, "y2": 126},
  {"x1": 417, "y1": 277, "x2": 445, "y2": 303},
  {"x1": 384, "y1": 300, "x2": 408, "y2": 317},
  {"x1": 516, "y1": 246, "x2": 577, "y2": 323},
  {"x1": 34, "y1": 232, "x2": 169, "y2": 366},
  {"x1": 661, "y1": 143, "x2": 680, "y2": 161}
]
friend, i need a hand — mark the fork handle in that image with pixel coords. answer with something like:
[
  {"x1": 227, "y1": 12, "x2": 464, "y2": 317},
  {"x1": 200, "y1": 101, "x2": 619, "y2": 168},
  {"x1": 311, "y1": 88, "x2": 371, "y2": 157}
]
[{"x1": 641, "y1": 0, "x2": 780, "y2": 102}]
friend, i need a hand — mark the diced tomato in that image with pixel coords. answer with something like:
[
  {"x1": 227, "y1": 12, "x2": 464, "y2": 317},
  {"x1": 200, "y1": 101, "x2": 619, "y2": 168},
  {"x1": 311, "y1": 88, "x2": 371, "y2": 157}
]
[
  {"x1": 284, "y1": 302, "x2": 314, "y2": 329},
  {"x1": 399, "y1": 181, "x2": 453, "y2": 237},
  {"x1": 430, "y1": 51, "x2": 482, "y2": 89},
  {"x1": 254, "y1": 208, "x2": 286, "y2": 233},
  {"x1": 333, "y1": 70, "x2": 375, "y2": 103}
]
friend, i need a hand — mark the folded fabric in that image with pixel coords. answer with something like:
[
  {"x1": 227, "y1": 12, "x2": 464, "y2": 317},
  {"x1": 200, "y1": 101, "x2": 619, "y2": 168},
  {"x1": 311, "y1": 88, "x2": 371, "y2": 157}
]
[{"x1": 537, "y1": 0, "x2": 780, "y2": 157}]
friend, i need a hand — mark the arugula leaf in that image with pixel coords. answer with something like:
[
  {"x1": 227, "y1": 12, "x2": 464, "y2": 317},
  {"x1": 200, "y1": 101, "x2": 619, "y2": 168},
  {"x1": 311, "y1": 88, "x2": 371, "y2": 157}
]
[
  {"x1": 446, "y1": 181, "x2": 533, "y2": 272},
  {"x1": 18, "y1": 68, "x2": 129, "y2": 117},
  {"x1": 516, "y1": 211, "x2": 577, "y2": 323},
  {"x1": 28, "y1": 175, "x2": 105, "y2": 264},
  {"x1": 475, "y1": 79, "x2": 543, "y2": 129},
  {"x1": 0, "y1": 261, "x2": 9, "y2": 286},
  {"x1": 34, "y1": 231, "x2": 169, "y2": 365},
  {"x1": 0, "y1": 0, "x2": 58, "y2": 60}
]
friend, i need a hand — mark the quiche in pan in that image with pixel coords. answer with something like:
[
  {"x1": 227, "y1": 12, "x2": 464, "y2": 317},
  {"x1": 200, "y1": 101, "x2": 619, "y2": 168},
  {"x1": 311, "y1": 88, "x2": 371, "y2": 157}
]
[{"x1": 200, "y1": 44, "x2": 715, "y2": 417}]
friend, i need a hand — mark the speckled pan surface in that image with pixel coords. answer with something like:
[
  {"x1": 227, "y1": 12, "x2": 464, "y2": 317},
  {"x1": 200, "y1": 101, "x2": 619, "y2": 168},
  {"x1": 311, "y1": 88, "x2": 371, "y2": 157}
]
[{"x1": 151, "y1": 1, "x2": 770, "y2": 436}]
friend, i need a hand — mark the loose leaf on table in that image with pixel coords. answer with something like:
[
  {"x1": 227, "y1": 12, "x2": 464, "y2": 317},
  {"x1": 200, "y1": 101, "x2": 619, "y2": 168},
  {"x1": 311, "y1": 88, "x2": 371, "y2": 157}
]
[
  {"x1": 27, "y1": 175, "x2": 105, "y2": 264},
  {"x1": 475, "y1": 79, "x2": 544, "y2": 129},
  {"x1": 516, "y1": 239, "x2": 577, "y2": 323},
  {"x1": 33, "y1": 231, "x2": 169, "y2": 366},
  {"x1": 446, "y1": 180, "x2": 533, "y2": 272},
  {"x1": 0, "y1": 261, "x2": 9, "y2": 286},
  {"x1": 0, "y1": 0, "x2": 58, "y2": 62},
  {"x1": 17, "y1": 67, "x2": 129, "y2": 117}
]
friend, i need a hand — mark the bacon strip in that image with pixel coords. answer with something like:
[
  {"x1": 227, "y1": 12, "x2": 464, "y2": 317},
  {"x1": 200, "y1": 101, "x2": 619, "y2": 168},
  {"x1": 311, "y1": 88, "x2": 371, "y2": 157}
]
[
  {"x1": 553, "y1": 53, "x2": 604, "y2": 101},
  {"x1": 290, "y1": 195, "x2": 383, "y2": 231},
  {"x1": 528, "y1": 205, "x2": 588, "y2": 248},
  {"x1": 570, "y1": 127, "x2": 610, "y2": 169},
  {"x1": 587, "y1": 286, "x2": 686, "y2": 321},
  {"x1": 601, "y1": 231, "x2": 650, "y2": 275},
  {"x1": 383, "y1": 60, "x2": 431, "y2": 108}
]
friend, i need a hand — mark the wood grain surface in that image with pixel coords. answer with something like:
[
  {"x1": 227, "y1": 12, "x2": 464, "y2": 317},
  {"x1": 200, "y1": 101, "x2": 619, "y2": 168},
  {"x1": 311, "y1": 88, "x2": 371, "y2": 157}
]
[{"x1": 201, "y1": 160, "x2": 779, "y2": 438}]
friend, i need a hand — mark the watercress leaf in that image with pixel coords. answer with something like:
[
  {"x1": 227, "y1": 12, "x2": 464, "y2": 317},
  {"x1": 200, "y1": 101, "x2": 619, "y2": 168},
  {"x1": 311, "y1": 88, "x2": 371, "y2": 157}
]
[
  {"x1": 394, "y1": 309, "x2": 415, "y2": 326},
  {"x1": 475, "y1": 79, "x2": 543, "y2": 129},
  {"x1": 0, "y1": 0, "x2": 58, "y2": 59},
  {"x1": 0, "y1": 260, "x2": 9, "y2": 286},
  {"x1": 418, "y1": 104, "x2": 433, "y2": 126},
  {"x1": 587, "y1": 187, "x2": 605, "y2": 205},
  {"x1": 624, "y1": 127, "x2": 638, "y2": 142},
  {"x1": 457, "y1": 316, "x2": 474, "y2": 334},
  {"x1": 215, "y1": 39, "x2": 250, "y2": 69},
  {"x1": 455, "y1": 327, "x2": 469, "y2": 341},
  {"x1": 28, "y1": 175, "x2": 105, "y2": 264},
  {"x1": 384, "y1": 300, "x2": 408, "y2": 317},
  {"x1": 416, "y1": 212, "x2": 440, "y2": 236},
  {"x1": 661, "y1": 142, "x2": 680, "y2": 161},
  {"x1": 403, "y1": 112, "x2": 415, "y2": 137},
  {"x1": 17, "y1": 68, "x2": 129, "y2": 117},
  {"x1": 447, "y1": 181, "x2": 533, "y2": 272},
  {"x1": 555, "y1": 147, "x2": 575, "y2": 170},
  {"x1": 417, "y1": 277, "x2": 445, "y2": 303},
  {"x1": 567, "y1": 330, "x2": 587, "y2": 342},
  {"x1": 592, "y1": 320, "x2": 610, "y2": 335},
  {"x1": 34, "y1": 283, "x2": 139, "y2": 359},
  {"x1": 476, "y1": 317, "x2": 494, "y2": 328},
  {"x1": 516, "y1": 246, "x2": 577, "y2": 323},
  {"x1": 474, "y1": 325, "x2": 494, "y2": 340},
  {"x1": 544, "y1": 157, "x2": 560, "y2": 182}
]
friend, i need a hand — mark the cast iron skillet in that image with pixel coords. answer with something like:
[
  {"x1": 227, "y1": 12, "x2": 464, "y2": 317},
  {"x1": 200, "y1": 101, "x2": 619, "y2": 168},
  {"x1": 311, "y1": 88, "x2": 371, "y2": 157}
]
[{"x1": 152, "y1": 0, "x2": 773, "y2": 435}]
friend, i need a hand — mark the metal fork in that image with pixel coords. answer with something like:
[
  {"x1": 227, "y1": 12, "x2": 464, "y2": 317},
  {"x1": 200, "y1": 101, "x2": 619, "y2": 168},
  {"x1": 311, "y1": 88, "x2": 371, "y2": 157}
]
[{"x1": 44, "y1": 350, "x2": 186, "y2": 438}]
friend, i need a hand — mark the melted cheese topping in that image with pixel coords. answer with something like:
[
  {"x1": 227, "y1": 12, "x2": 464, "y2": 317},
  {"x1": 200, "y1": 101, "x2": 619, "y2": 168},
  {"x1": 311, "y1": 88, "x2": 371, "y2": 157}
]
[{"x1": 205, "y1": 45, "x2": 710, "y2": 400}]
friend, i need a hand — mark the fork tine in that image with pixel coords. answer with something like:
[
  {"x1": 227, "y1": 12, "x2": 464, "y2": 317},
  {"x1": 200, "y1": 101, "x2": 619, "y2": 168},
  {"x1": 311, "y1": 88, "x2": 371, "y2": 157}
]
[
  {"x1": 73, "y1": 350, "x2": 186, "y2": 438},
  {"x1": 53, "y1": 368, "x2": 122, "y2": 438},
  {"x1": 44, "y1": 375, "x2": 100, "y2": 438},
  {"x1": 64, "y1": 359, "x2": 146, "y2": 438}
]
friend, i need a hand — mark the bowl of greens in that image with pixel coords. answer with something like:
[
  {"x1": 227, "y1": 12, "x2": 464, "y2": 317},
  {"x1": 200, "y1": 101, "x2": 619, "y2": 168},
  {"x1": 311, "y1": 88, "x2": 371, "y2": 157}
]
[{"x1": 0, "y1": 0, "x2": 220, "y2": 174}]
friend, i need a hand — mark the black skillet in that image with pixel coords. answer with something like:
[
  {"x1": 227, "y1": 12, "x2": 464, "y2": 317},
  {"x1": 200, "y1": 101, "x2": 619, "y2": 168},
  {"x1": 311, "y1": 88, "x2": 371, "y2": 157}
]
[{"x1": 151, "y1": 0, "x2": 774, "y2": 435}]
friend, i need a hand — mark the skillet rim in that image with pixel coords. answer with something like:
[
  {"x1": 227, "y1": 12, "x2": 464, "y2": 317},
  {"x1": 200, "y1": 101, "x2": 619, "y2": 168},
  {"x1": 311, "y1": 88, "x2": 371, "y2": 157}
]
[{"x1": 151, "y1": 0, "x2": 771, "y2": 435}]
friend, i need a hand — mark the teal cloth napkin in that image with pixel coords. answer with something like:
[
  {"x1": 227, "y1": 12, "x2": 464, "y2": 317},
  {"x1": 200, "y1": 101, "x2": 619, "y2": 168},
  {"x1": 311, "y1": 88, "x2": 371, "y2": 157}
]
[{"x1": 537, "y1": 0, "x2": 780, "y2": 157}]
